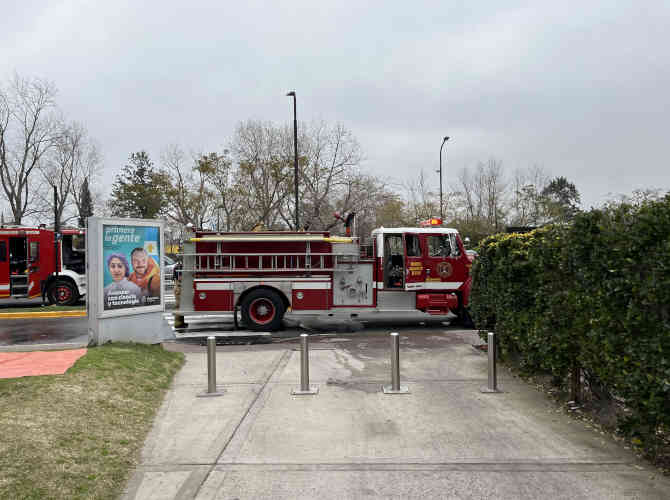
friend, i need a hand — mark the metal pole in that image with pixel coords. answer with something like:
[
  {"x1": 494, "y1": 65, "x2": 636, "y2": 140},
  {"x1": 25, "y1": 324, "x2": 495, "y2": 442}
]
[
  {"x1": 292, "y1": 333, "x2": 318, "y2": 395},
  {"x1": 293, "y1": 96, "x2": 299, "y2": 230},
  {"x1": 198, "y1": 336, "x2": 223, "y2": 397},
  {"x1": 439, "y1": 142, "x2": 443, "y2": 221},
  {"x1": 391, "y1": 332, "x2": 400, "y2": 390},
  {"x1": 437, "y1": 136, "x2": 449, "y2": 221},
  {"x1": 383, "y1": 332, "x2": 409, "y2": 394},
  {"x1": 207, "y1": 336, "x2": 217, "y2": 392},
  {"x1": 300, "y1": 333, "x2": 310, "y2": 391},
  {"x1": 481, "y1": 331, "x2": 502, "y2": 393},
  {"x1": 286, "y1": 91, "x2": 299, "y2": 230}
]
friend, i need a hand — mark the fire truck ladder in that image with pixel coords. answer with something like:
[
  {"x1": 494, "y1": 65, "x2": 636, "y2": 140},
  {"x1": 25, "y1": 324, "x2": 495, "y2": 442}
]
[{"x1": 182, "y1": 235, "x2": 358, "y2": 274}]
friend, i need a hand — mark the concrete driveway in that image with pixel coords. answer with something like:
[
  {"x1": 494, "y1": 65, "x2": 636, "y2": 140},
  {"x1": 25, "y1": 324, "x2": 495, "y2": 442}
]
[{"x1": 122, "y1": 329, "x2": 669, "y2": 499}]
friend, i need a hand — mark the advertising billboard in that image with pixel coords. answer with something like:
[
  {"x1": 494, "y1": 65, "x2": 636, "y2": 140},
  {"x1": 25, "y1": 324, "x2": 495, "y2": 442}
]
[{"x1": 102, "y1": 224, "x2": 162, "y2": 311}]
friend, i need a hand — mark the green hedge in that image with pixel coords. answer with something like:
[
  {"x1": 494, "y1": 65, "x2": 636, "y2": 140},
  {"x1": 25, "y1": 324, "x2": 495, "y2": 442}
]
[{"x1": 470, "y1": 196, "x2": 670, "y2": 456}]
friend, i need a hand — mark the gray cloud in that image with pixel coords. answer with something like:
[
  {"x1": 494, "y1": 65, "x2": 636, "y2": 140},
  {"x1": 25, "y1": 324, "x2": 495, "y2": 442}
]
[{"x1": 1, "y1": 0, "x2": 668, "y2": 209}]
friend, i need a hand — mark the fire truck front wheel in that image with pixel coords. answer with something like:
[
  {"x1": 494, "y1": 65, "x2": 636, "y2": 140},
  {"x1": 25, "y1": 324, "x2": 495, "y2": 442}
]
[
  {"x1": 240, "y1": 289, "x2": 285, "y2": 331},
  {"x1": 47, "y1": 279, "x2": 80, "y2": 306}
]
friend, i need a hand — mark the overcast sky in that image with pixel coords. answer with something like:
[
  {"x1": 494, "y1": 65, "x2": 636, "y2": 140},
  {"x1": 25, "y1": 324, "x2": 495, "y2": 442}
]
[{"x1": 2, "y1": 0, "x2": 668, "y2": 209}]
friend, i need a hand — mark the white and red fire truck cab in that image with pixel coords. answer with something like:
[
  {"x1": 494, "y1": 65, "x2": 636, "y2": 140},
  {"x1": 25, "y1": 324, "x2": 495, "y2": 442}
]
[
  {"x1": 178, "y1": 222, "x2": 472, "y2": 331},
  {"x1": 0, "y1": 226, "x2": 86, "y2": 305}
]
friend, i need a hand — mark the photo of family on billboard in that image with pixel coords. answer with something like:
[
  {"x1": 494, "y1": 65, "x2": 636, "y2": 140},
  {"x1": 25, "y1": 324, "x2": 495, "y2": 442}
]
[{"x1": 102, "y1": 224, "x2": 161, "y2": 311}]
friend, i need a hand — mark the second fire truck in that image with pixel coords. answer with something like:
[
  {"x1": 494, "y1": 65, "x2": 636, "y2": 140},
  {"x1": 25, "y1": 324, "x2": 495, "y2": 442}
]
[
  {"x1": 176, "y1": 218, "x2": 473, "y2": 330},
  {"x1": 0, "y1": 226, "x2": 86, "y2": 305}
]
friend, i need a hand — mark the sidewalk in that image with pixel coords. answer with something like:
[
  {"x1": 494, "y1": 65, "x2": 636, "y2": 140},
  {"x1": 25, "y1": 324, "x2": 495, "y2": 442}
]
[{"x1": 123, "y1": 330, "x2": 669, "y2": 499}]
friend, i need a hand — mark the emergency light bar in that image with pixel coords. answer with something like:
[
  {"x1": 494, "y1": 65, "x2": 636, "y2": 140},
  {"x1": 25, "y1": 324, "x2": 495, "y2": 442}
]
[{"x1": 419, "y1": 218, "x2": 443, "y2": 227}]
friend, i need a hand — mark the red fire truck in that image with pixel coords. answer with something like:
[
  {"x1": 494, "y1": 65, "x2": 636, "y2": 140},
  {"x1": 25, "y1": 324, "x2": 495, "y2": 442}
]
[
  {"x1": 0, "y1": 226, "x2": 86, "y2": 305},
  {"x1": 177, "y1": 218, "x2": 473, "y2": 331}
]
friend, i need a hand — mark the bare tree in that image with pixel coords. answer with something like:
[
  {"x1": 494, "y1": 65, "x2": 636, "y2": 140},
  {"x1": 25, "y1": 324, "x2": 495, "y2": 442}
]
[
  {"x1": 403, "y1": 169, "x2": 439, "y2": 224},
  {"x1": 70, "y1": 130, "x2": 102, "y2": 224},
  {"x1": 200, "y1": 151, "x2": 243, "y2": 231},
  {"x1": 229, "y1": 120, "x2": 366, "y2": 231},
  {"x1": 603, "y1": 188, "x2": 666, "y2": 208},
  {"x1": 508, "y1": 165, "x2": 549, "y2": 226},
  {"x1": 159, "y1": 145, "x2": 215, "y2": 228},
  {"x1": 333, "y1": 172, "x2": 395, "y2": 240},
  {"x1": 482, "y1": 158, "x2": 507, "y2": 230},
  {"x1": 451, "y1": 159, "x2": 507, "y2": 229},
  {"x1": 446, "y1": 159, "x2": 510, "y2": 242},
  {"x1": 33, "y1": 120, "x2": 102, "y2": 227},
  {"x1": 286, "y1": 121, "x2": 364, "y2": 230},
  {"x1": 0, "y1": 74, "x2": 58, "y2": 224},
  {"x1": 231, "y1": 120, "x2": 292, "y2": 230}
]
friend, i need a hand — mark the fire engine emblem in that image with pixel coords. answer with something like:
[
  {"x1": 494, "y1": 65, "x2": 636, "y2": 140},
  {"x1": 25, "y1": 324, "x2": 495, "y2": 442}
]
[{"x1": 436, "y1": 261, "x2": 453, "y2": 278}]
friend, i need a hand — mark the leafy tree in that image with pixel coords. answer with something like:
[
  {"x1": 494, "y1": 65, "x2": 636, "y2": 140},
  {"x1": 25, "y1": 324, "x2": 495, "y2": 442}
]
[
  {"x1": 78, "y1": 177, "x2": 93, "y2": 227},
  {"x1": 108, "y1": 152, "x2": 167, "y2": 218},
  {"x1": 541, "y1": 176, "x2": 581, "y2": 222}
]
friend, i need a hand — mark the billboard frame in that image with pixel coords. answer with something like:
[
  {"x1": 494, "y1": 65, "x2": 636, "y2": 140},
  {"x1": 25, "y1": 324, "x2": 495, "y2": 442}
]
[{"x1": 88, "y1": 217, "x2": 165, "y2": 320}]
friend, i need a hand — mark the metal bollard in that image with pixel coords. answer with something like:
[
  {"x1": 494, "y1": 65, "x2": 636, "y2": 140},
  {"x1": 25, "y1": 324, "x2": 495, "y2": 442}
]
[
  {"x1": 292, "y1": 334, "x2": 318, "y2": 395},
  {"x1": 198, "y1": 336, "x2": 224, "y2": 397},
  {"x1": 480, "y1": 332, "x2": 502, "y2": 393},
  {"x1": 382, "y1": 332, "x2": 409, "y2": 394}
]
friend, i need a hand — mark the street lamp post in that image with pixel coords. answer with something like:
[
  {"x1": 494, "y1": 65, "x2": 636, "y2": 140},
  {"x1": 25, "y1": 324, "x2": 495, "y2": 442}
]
[
  {"x1": 436, "y1": 136, "x2": 450, "y2": 220},
  {"x1": 286, "y1": 91, "x2": 299, "y2": 230}
]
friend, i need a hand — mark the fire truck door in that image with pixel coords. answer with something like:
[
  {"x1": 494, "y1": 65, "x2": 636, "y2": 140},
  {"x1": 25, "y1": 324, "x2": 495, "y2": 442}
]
[
  {"x1": 27, "y1": 235, "x2": 41, "y2": 297},
  {"x1": 424, "y1": 233, "x2": 466, "y2": 290},
  {"x1": 0, "y1": 239, "x2": 8, "y2": 297},
  {"x1": 8, "y1": 237, "x2": 27, "y2": 276},
  {"x1": 381, "y1": 234, "x2": 405, "y2": 288},
  {"x1": 404, "y1": 233, "x2": 425, "y2": 291}
]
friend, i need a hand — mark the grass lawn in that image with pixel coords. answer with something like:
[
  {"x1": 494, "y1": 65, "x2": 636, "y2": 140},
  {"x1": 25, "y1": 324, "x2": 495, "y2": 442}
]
[{"x1": 0, "y1": 343, "x2": 184, "y2": 499}]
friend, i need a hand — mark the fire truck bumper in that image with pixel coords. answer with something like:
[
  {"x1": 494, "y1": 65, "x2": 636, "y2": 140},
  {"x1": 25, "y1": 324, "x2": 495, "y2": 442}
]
[{"x1": 416, "y1": 293, "x2": 459, "y2": 315}]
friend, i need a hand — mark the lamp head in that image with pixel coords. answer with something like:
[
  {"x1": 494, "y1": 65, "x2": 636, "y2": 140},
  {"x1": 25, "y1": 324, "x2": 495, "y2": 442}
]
[
  {"x1": 286, "y1": 91, "x2": 296, "y2": 97},
  {"x1": 443, "y1": 136, "x2": 450, "y2": 142}
]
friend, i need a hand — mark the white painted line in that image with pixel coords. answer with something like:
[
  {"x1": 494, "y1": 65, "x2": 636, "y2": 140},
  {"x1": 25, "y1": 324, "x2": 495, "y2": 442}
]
[
  {"x1": 193, "y1": 276, "x2": 329, "y2": 282},
  {"x1": 196, "y1": 283, "x2": 233, "y2": 291},
  {"x1": 291, "y1": 282, "x2": 331, "y2": 290}
]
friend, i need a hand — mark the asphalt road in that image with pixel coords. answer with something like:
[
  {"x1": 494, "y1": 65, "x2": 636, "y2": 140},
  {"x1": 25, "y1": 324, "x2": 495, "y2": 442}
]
[
  {"x1": 0, "y1": 316, "x2": 88, "y2": 346},
  {"x1": 0, "y1": 311, "x2": 462, "y2": 348}
]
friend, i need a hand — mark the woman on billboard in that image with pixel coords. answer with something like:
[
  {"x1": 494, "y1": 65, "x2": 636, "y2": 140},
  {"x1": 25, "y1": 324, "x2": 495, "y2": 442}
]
[{"x1": 103, "y1": 253, "x2": 142, "y2": 308}]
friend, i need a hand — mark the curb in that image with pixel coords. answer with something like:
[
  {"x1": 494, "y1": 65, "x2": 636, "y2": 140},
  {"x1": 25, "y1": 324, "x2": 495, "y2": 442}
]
[
  {"x1": 0, "y1": 311, "x2": 87, "y2": 319},
  {"x1": 0, "y1": 341, "x2": 88, "y2": 352}
]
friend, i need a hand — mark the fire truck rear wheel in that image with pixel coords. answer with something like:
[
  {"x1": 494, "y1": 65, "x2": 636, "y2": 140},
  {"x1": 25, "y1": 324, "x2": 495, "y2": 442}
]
[
  {"x1": 48, "y1": 280, "x2": 79, "y2": 306},
  {"x1": 240, "y1": 289, "x2": 285, "y2": 332}
]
